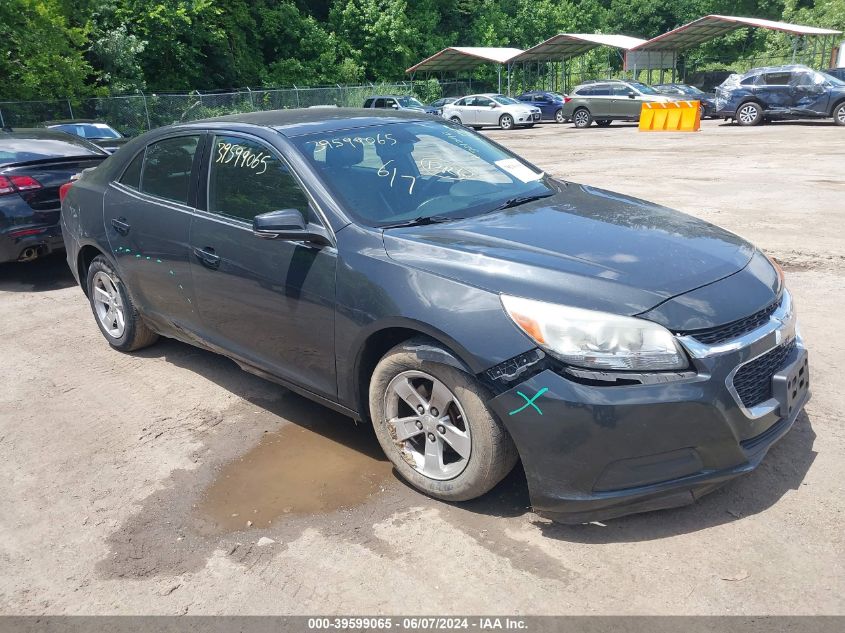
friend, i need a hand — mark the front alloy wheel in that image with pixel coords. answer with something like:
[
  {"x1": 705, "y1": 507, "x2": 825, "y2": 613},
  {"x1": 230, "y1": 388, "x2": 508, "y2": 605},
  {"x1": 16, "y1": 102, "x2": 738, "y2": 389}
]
[
  {"x1": 499, "y1": 114, "x2": 514, "y2": 130},
  {"x1": 554, "y1": 109, "x2": 565, "y2": 123},
  {"x1": 385, "y1": 370, "x2": 471, "y2": 480},
  {"x1": 369, "y1": 339, "x2": 518, "y2": 501}
]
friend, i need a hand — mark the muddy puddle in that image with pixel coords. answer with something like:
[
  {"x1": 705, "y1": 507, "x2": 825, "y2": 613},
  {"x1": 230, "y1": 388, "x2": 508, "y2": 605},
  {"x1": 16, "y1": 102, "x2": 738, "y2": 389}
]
[{"x1": 196, "y1": 420, "x2": 393, "y2": 534}]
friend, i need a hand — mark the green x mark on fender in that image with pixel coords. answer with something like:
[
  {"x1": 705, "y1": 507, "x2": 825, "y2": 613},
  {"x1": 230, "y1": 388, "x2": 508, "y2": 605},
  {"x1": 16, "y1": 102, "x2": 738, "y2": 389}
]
[{"x1": 508, "y1": 387, "x2": 549, "y2": 416}]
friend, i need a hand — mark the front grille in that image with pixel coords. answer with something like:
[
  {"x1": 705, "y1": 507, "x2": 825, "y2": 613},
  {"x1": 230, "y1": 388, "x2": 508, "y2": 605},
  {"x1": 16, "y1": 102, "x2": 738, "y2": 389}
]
[
  {"x1": 733, "y1": 339, "x2": 796, "y2": 409},
  {"x1": 685, "y1": 298, "x2": 780, "y2": 345}
]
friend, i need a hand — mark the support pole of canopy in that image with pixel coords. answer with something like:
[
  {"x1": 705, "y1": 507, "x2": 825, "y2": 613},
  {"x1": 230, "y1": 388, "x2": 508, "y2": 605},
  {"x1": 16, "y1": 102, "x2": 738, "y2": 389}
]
[
  {"x1": 507, "y1": 63, "x2": 512, "y2": 96},
  {"x1": 497, "y1": 65, "x2": 501, "y2": 93}
]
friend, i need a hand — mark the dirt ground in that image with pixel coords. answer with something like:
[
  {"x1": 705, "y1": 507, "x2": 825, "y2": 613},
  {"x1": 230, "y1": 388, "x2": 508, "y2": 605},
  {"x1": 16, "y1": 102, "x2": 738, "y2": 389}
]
[{"x1": 1, "y1": 119, "x2": 843, "y2": 615}]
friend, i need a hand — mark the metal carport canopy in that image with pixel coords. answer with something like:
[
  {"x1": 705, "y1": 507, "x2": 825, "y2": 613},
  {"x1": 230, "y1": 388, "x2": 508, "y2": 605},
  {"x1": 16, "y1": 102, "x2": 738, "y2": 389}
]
[
  {"x1": 406, "y1": 47, "x2": 524, "y2": 74},
  {"x1": 629, "y1": 14, "x2": 841, "y2": 52},
  {"x1": 511, "y1": 33, "x2": 647, "y2": 62}
]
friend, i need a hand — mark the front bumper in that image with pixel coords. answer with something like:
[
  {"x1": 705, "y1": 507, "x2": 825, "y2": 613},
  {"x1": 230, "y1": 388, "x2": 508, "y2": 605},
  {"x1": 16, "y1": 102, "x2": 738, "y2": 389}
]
[{"x1": 488, "y1": 292, "x2": 809, "y2": 523}]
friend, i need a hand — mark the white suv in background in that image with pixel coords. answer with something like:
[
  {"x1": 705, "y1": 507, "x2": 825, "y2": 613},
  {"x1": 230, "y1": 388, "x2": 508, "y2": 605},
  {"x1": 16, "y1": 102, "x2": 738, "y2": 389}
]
[{"x1": 443, "y1": 94, "x2": 541, "y2": 130}]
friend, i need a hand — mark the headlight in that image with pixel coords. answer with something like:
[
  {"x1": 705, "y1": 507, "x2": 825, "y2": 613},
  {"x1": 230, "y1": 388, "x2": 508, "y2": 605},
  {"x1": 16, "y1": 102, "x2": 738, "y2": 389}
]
[{"x1": 501, "y1": 295, "x2": 688, "y2": 371}]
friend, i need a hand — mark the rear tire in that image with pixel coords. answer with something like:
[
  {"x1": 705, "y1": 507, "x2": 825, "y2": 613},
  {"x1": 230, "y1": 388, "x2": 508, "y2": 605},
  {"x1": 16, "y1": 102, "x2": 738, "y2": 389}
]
[
  {"x1": 369, "y1": 340, "x2": 518, "y2": 501},
  {"x1": 736, "y1": 101, "x2": 763, "y2": 126},
  {"x1": 86, "y1": 255, "x2": 158, "y2": 352},
  {"x1": 573, "y1": 108, "x2": 592, "y2": 128},
  {"x1": 834, "y1": 102, "x2": 845, "y2": 126},
  {"x1": 449, "y1": 116, "x2": 463, "y2": 125}
]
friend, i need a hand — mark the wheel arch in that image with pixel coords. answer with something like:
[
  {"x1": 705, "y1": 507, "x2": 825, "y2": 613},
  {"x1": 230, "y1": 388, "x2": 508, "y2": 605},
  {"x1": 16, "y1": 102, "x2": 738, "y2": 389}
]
[
  {"x1": 76, "y1": 243, "x2": 109, "y2": 297},
  {"x1": 829, "y1": 97, "x2": 845, "y2": 117},
  {"x1": 351, "y1": 321, "x2": 476, "y2": 423}
]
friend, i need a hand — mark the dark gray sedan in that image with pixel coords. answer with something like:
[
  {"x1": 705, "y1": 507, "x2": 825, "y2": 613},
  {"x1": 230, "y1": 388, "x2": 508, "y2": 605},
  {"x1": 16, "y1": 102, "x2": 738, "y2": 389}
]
[{"x1": 60, "y1": 109, "x2": 809, "y2": 523}]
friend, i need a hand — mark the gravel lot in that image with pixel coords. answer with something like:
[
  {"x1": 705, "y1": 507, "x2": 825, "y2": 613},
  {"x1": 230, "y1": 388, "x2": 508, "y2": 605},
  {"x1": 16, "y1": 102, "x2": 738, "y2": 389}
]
[{"x1": 1, "y1": 118, "x2": 843, "y2": 615}]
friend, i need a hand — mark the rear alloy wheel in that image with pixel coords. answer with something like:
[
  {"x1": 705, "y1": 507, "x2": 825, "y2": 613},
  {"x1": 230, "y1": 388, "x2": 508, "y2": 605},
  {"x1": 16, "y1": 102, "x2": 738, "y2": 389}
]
[
  {"x1": 573, "y1": 108, "x2": 592, "y2": 128},
  {"x1": 449, "y1": 116, "x2": 463, "y2": 125},
  {"x1": 554, "y1": 109, "x2": 565, "y2": 123},
  {"x1": 595, "y1": 120, "x2": 612, "y2": 127},
  {"x1": 87, "y1": 255, "x2": 158, "y2": 352},
  {"x1": 499, "y1": 114, "x2": 515, "y2": 130},
  {"x1": 736, "y1": 102, "x2": 763, "y2": 126},
  {"x1": 834, "y1": 102, "x2": 845, "y2": 126},
  {"x1": 369, "y1": 341, "x2": 518, "y2": 501}
]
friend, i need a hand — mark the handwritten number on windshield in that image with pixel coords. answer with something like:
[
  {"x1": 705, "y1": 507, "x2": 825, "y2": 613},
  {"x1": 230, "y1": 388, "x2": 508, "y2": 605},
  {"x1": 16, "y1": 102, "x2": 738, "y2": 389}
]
[{"x1": 378, "y1": 160, "x2": 416, "y2": 194}]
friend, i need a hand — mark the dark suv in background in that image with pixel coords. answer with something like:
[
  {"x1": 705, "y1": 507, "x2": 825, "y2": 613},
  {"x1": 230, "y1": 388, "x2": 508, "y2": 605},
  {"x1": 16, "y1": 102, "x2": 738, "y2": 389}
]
[
  {"x1": 516, "y1": 91, "x2": 569, "y2": 123},
  {"x1": 715, "y1": 64, "x2": 845, "y2": 126}
]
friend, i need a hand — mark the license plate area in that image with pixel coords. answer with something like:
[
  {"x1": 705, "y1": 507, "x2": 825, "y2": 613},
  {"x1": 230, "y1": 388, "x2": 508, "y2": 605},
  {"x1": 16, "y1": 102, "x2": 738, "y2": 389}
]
[
  {"x1": 532, "y1": 113, "x2": 540, "y2": 120},
  {"x1": 772, "y1": 348, "x2": 809, "y2": 418}
]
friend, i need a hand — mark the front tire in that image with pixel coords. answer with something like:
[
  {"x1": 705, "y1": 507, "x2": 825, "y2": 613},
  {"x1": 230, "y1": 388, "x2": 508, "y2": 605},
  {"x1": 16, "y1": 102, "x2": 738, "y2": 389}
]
[
  {"x1": 369, "y1": 341, "x2": 518, "y2": 501},
  {"x1": 554, "y1": 109, "x2": 565, "y2": 123},
  {"x1": 834, "y1": 102, "x2": 845, "y2": 126},
  {"x1": 736, "y1": 101, "x2": 763, "y2": 126},
  {"x1": 573, "y1": 108, "x2": 592, "y2": 128},
  {"x1": 86, "y1": 255, "x2": 158, "y2": 352},
  {"x1": 499, "y1": 114, "x2": 514, "y2": 130}
]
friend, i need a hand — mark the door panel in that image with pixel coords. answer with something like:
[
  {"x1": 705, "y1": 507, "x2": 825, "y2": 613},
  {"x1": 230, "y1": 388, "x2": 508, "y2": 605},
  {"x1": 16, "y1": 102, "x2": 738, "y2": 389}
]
[
  {"x1": 103, "y1": 135, "x2": 202, "y2": 331},
  {"x1": 189, "y1": 133, "x2": 338, "y2": 398}
]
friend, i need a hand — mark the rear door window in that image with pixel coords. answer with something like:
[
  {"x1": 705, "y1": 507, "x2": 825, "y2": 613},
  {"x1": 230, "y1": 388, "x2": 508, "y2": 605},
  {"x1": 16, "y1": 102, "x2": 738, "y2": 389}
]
[
  {"x1": 119, "y1": 151, "x2": 144, "y2": 189},
  {"x1": 208, "y1": 135, "x2": 311, "y2": 223},
  {"x1": 374, "y1": 98, "x2": 386, "y2": 108},
  {"x1": 363, "y1": 98, "x2": 374, "y2": 108},
  {"x1": 140, "y1": 135, "x2": 200, "y2": 205},
  {"x1": 592, "y1": 85, "x2": 611, "y2": 96},
  {"x1": 762, "y1": 72, "x2": 791, "y2": 86}
]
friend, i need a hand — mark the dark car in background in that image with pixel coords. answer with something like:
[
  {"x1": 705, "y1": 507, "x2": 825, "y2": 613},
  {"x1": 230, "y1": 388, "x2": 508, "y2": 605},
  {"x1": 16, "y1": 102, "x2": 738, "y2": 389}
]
[
  {"x1": 363, "y1": 95, "x2": 438, "y2": 115},
  {"x1": 43, "y1": 120, "x2": 129, "y2": 154},
  {"x1": 61, "y1": 108, "x2": 808, "y2": 523},
  {"x1": 429, "y1": 97, "x2": 457, "y2": 116},
  {"x1": 561, "y1": 79, "x2": 678, "y2": 128},
  {"x1": 1, "y1": 129, "x2": 107, "y2": 263},
  {"x1": 826, "y1": 67, "x2": 845, "y2": 81},
  {"x1": 516, "y1": 91, "x2": 569, "y2": 123},
  {"x1": 715, "y1": 64, "x2": 845, "y2": 126},
  {"x1": 653, "y1": 83, "x2": 717, "y2": 118}
]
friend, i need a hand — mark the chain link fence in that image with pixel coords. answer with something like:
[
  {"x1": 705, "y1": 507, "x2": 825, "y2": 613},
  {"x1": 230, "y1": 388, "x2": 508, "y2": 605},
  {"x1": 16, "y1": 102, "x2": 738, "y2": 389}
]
[{"x1": 0, "y1": 80, "x2": 489, "y2": 136}]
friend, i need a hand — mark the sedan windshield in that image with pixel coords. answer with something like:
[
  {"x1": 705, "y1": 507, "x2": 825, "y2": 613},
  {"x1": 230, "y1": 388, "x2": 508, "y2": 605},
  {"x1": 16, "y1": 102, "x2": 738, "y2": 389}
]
[
  {"x1": 821, "y1": 72, "x2": 845, "y2": 86},
  {"x1": 290, "y1": 121, "x2": 551, "y2": 228},
  {"x1": 491, "y1": 95, "x2": 521, "y2": 105},
  {"x1": 397, "y1": 96, "x2": 425, "y2": 108},
  {"x1": 628, "y1": 82, "x2": 660, "y2": 95}
]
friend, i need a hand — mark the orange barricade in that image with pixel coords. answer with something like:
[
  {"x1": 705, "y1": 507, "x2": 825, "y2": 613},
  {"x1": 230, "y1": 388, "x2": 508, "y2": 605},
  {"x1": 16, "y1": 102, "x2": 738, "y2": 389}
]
[{"x1": 639, "y1": 100, "x2": 701, "y2": 132}]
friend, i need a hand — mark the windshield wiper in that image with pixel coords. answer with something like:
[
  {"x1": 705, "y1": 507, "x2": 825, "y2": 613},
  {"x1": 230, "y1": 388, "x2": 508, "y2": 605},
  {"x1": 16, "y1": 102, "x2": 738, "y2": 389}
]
[
  {"x1": 380, "y1": 215, "x2": 460, "y2": 229},
  {"x1": 491, "y1": 191, "x2": 554, "y2": 212}
]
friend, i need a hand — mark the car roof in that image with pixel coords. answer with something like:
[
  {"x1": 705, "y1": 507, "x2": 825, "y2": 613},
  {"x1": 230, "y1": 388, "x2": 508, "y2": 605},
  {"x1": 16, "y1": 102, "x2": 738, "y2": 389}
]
[
  {"x1": 740, "y1": 64, "x2": 813, "y2": 78},
  {"x1": 188, "y1": 107, "x2": 429, "y2": 137}
]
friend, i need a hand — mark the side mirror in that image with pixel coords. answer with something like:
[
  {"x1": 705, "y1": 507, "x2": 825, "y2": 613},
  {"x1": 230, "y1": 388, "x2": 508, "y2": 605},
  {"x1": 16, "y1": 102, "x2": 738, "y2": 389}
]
[
  {"x1": 627, "y1": 91, "x2": 637, "y2": 99},
  {"x1": 253, "y1": 209, "x2": 331, "y2": 245},
  {"x1": 391, "y1": 103, "x2": 399, "y2": 109},
  {"x1": 490, "y1": 102, "x2": 499, "y2": 108}
]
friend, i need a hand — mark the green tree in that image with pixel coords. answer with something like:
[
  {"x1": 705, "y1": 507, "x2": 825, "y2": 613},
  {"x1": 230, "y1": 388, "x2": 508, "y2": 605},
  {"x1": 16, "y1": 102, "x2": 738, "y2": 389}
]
[{"x1": 0, "y1": 0, "x2": 93, "y2": 100}]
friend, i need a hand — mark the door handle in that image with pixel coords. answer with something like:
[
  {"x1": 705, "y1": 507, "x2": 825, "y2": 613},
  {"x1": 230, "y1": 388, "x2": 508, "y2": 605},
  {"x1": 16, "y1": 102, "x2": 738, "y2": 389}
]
[
  {"x1": 111, "y1": 217, "x2": 130, "y2": 235},
  {"x1": 193, "y1": 246, "x2": 221, "y2": 270}
]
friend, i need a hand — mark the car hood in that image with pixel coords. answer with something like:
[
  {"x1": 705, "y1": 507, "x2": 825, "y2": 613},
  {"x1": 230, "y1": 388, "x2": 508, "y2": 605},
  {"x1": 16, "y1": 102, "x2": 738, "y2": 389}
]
[{"x1": 382, "y1": 182, "x2": 757, "y2": 320}]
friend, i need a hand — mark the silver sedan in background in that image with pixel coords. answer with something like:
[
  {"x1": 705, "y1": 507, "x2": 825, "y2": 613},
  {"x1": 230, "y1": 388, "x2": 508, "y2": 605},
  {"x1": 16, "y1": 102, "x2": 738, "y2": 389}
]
[{"x1": 442, "y1": 94, "x2": 541, "y2": 130}]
